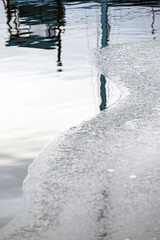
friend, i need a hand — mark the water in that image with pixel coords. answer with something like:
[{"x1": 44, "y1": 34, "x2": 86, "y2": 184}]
[
  {"x1": 0, "y1": 0, "x2": 160, "y2": 233},
  {"x1": 1, "y1": 40, "x2": 160, "y2": 240},
  {"x1": 0, "y1": 0, "x2": 101, "y2": 228}
]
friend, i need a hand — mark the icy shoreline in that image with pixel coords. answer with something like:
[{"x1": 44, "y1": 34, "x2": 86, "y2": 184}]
[{"x1": 1, "y1": 41, "x2": 160, "y2": 240}]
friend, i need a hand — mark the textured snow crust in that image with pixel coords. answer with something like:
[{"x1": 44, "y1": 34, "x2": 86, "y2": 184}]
[{"x1": 1, "y1": 41, "x2": 160, "y2": 240}]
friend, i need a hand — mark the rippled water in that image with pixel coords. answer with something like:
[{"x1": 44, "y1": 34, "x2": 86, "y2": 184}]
[{"x1": 0, "y1": 0, "x2": 160, "y2": 230}]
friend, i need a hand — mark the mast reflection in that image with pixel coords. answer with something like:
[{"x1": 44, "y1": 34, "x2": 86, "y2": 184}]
[{"x1": 99, "y1": 0, "x2": 109, "y2": 111}]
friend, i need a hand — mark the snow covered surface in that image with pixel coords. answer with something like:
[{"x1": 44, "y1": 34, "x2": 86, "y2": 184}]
[{"x1": 1, "y1": 40, "x2": 160, "y2": 240}]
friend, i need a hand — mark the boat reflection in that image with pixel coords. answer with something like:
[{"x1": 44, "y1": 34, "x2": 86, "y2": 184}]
[{"x1": 2, "y1": 0, "x2": 65, "y2": 69}]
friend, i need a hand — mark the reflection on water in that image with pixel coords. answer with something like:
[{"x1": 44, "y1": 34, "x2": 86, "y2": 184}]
[
  {"x1": 99, "y1": 0, "x2": 109, "y2": 111},
  {"x1": 0, "y1": 0, "x2": 160, "y2": 232},
  {"x1": 99, "y1": 74, "x2": 107, "y2": 111},
  {"x1": 2, "y1": 0, "x2": 160, "y2": 72},
  {"x1": 2, "y1": 0, "x2": 65, "y2": 69}
]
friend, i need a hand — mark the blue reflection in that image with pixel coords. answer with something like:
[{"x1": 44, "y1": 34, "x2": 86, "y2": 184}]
[{"x1": 99, "y1": 0, "x2": 109, "y2": 111}]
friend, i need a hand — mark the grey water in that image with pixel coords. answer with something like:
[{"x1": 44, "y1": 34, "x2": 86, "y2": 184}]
[{"x1": 0, "y1": 0, "x2": 160, "y2": 230}]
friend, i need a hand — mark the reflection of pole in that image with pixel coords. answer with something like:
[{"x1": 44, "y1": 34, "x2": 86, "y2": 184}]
[
  {"x1": 57, "y1": 28, "x2": 62, "y2": 70},
  {"x1": 4, "y1": 0, "x2": 12, "y2": 37},
  {"x1": 100, "y1": 74, "x2": 107, "y2": 111},
  {"x1": 151, "y1": 7, "x2": 155, "y2": 38},
  {"x1": 56, "y1": 0, "x2": 63, "y2": 71},
  {"x1": 101, "y1": 0, "x2": 108, "y2": 48},
  {"x1": 99, "y1": 0, "x2": 109, "y2": 111}
]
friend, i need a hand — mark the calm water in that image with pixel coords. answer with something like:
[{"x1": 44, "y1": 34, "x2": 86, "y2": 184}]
[{"x1": 0, "y1": 0, "x2": 160, "y2": 229}]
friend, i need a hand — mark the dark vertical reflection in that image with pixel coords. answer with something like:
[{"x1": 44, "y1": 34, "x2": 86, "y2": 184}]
[
  {"x1": 151, "y1": 7, "x2": 155, "y2": 38},
  {"x1": 99, "y1": 74, "x2": 107, "y2": 111},
  {"x1": 2, "y1": 0, "x2": 13, "y2": 37},
  {"x1": 56, "y1": 0, "x2": 63, "y2": 71},
  {"x1": 101, "y1": 0, "x2": 109, "y2": 48},
  {"x1": 99, "y1": 0, "x2": 110, "y2": 111}
]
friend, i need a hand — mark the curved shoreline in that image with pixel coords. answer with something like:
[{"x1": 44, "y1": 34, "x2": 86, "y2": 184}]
[{"x1": 1, "y1": 40, "x2": 160, "y2": 240}]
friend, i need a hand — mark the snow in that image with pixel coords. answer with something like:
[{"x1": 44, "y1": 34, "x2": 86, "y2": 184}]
[{"x1": 1, "y1": 40, "x2": 160, "y2": 240}]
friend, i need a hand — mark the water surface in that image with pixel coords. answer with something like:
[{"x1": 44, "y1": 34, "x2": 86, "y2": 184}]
[{"x1": 0, "y1": 0, "x2": 160, "y2": 230}]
